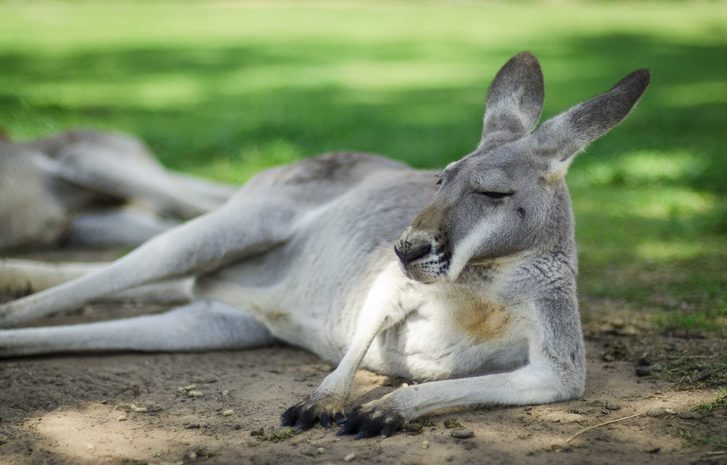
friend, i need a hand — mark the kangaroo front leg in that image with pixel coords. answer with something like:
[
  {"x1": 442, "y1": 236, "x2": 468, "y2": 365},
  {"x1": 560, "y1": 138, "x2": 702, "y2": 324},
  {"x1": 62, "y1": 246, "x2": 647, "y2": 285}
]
[
  {"x1": 338, "y1": 361, "x2": 580, "y2": 438},
  {"x1": 281, "y1": 264, "x2": 413, "y2": 430},
  {"x1": 339, "y1": 298, "x2": 586, "y2": 438}
]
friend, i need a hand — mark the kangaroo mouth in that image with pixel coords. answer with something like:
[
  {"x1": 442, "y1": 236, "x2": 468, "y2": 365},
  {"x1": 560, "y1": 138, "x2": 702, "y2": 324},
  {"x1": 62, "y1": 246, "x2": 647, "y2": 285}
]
[{"x1": 397, "y1": 249, "x2": 451, "y2": 283}]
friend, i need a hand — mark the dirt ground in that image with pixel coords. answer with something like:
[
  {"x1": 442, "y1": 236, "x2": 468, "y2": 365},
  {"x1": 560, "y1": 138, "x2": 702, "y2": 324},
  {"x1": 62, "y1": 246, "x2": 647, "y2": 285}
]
[{"x1": 1, "y1": 252, "x2": 725, "y2": 465}]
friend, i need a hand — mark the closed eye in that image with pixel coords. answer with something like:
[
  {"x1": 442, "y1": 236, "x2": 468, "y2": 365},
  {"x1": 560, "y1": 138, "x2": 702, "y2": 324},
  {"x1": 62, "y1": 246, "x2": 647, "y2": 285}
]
[{"x1": 476, "y1": 191, "x2": 513, "y2": 199}]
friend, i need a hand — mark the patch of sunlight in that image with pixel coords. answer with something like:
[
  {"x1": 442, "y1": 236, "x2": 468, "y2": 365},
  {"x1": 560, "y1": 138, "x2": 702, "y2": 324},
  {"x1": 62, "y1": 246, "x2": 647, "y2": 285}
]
[
  {"x1": 636, "y1": 239, "x2": 723, "y2": 262},
  {"x1": 217, "y1": 61, "x2": 482, "y2": 94},
  {"x1": 332, "y1": 62, "x2": 482, "y2": 90},
  {"x1": 2, "y1": 1, "x2": 724, "y2": 57},
  {"x1": 659, "y1": 81, "x2": 727, "y2": 107},
  {"x1": 33, "y1": 404, "x2": 200, "y2": 463},
  {"x1": 628, "y1": 190, "x2": 715, "y2": 220},
  {"x1": 134, "y1": 76, "x2": 206, "y2": 108},
  {"x1": 571, "y1": 149, "x2": 707, "y2": 188},
  {"x1": 575, "y1": 185, "x2": 715, "y2": 221},
  {"x1": 26, "y1": 75, "x2": 204, "y2": 109}
]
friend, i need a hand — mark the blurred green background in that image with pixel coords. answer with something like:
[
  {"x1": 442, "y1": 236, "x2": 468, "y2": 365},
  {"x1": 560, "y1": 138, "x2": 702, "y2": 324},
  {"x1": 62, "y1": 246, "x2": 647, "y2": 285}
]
[{"x1": 0, "y1": 1, "x2": 725, "y2": 335}]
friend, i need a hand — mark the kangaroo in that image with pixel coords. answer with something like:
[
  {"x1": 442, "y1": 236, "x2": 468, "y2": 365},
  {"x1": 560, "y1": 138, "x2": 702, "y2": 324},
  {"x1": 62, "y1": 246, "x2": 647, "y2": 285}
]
[
  {"x1": 0, "y1": 130, "x2": 235, "y2": 250},
  {"x1": 0, "y1": 52, "x2": 650, "y2": 438}
]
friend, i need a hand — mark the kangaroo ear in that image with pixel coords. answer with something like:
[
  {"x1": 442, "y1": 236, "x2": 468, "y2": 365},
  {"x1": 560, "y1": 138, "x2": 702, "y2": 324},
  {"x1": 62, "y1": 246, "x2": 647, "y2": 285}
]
[
  {"x1": 480, "y1": 52, "x2": 544, "y2": 150},
  {"x1": 533, "y1": 69, "x2": 651, "y2": 179}
]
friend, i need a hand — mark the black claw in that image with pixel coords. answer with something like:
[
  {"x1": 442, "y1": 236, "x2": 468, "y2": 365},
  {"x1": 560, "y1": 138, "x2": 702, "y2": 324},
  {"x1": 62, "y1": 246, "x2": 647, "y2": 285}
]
[
  {"x1": 361, "y1": 421, "x2": 383, "y2": 438},
  {"x1": 380, "y1": 424, "x2": 395, "y2": 438},
  {"x1": 335, "y1": 406, "x2": 404, "y2": 439},
  {"x1": 280, "y1": 403, "x2": 302, "y2": 427},
  {"x1": 320, "y1": 413, "x2": 332, "y2": 428},
  {"x1": 294, "y1": 409, "x2": 315, "y2": 431},
  {"x1": 334, "y1": 412, "x2": 347, "y2": 424}
]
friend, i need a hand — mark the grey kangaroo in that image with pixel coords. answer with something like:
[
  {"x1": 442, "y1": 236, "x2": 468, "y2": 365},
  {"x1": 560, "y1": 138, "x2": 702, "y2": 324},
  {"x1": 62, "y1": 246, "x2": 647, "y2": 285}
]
[
  {"x1": 0, "y1": 130, "x2": 235, "y2": 250},
  {"x1": 0, "y1": 52, "x2": 650, "y2": 438}
]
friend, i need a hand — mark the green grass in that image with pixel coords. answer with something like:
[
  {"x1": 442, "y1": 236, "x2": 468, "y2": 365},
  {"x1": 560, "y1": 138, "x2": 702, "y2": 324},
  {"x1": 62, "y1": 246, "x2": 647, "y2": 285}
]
[
  {"x1": 694, "y1": 389, "x2": 727, "y2": 413},
  {"x1": 679, "y1": 390, "x2": 727, "y2": 450},
  {"x1": 0, "y1": 1, "x2": 725, "y2": 335}
]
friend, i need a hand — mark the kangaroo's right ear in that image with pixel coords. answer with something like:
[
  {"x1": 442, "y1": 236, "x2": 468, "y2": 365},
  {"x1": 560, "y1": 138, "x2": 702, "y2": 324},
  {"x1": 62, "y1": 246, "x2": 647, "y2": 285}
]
[
  {"x1": 533, "y1": 69, "x2": 651, "y2": 180},
  {"x1": 480, "y1": 51, "x2": 544, "y2": 151}
]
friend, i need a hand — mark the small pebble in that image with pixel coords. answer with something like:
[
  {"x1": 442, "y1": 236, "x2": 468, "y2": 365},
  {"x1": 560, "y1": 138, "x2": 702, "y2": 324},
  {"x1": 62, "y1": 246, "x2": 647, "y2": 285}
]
[
  {"x1": 183, "y1": 384, "x2": 197, "y2": 390},
  {"x1": 421, "y1": 440, "x2": 430, "y2": 449},
  {"x1": 344, "y1": 452, "x2": 357, "y2": 462},
  {"x1": 664, "y1": 408, "x2": 676, "y2": 415},
  {"x1": 222, "y1": 390, "x2": 230, "y2": 396},
  {"x1": 636, "y1": 365, "x2": 652, "y2": 377},
  {"x1": 605, "y1": 401, "x2": 621, "y2": 411},
  {"x1": 403, "y1": 422, "x2": 423, "y2": 434},
  {"x1": 222, "y1": 409, "x2": 234, "y2": 416},
  {"x1": 188, "y1": 390, "x2": 204, "y2": 398},
  {"x1": 551, "y1": 443, "x2": 573, "y2": 452},
  {"x1": 646, "y1": 408, "x2": 666, "y2": 417},
  {"x1": 317, "y1": 447, "x2": 326, "y2": 454},
  {"x1": 646, "y1": 446, "x2": 661, "y2": 454},
  {"x1": 450, "y1": 428, "x2": 475, "y2": 439},
  {"x1": 188, "y1": 452, "x2": 197, "y2": 459},
  {"x1": 117, "y1": 414, "x2": 128, "y2": 421},
  {"x1": 130, "y1": 404, "x2": 147, "y2": 413}
]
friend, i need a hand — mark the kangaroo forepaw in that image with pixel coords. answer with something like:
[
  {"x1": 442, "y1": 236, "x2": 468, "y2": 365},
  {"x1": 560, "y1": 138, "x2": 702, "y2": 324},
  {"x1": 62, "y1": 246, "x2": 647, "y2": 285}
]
[
  {"x1": 280, "y1": 394, "x2": 346, "y2": 431},
  {"x1": 336, "y1": 402, "x2": 406, "y2": 439}
]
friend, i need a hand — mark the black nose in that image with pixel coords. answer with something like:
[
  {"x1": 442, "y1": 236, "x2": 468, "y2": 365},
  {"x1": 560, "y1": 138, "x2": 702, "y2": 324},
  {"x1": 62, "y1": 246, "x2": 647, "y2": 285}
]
[{"x1": 394, "y1": 242, "x2": 432, "y2": 265}]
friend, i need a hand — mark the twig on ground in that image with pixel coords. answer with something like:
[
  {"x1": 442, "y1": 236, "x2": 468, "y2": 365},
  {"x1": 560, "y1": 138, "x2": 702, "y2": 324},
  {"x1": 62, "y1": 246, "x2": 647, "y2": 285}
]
[{"x1": 565, "y1": 413, "x2": 642, "y2": 443}]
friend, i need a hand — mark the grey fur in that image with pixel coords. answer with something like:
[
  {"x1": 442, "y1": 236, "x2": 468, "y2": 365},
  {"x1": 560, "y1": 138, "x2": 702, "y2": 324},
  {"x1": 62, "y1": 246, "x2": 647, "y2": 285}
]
[
  {"x1": 0, "y1": 130, "x2": 235, "y2": 250},
  {"x1": 0, "y1": 53, "x2": 650, "y2": 438}
]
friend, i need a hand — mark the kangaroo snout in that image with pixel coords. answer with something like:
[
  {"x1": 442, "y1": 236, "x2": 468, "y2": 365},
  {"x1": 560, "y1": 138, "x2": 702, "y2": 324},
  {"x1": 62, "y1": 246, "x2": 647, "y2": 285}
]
[
  {"x1": 394, "y1": 241, "x2": 432, "y2": 265},
  {"x1": 395, "y1": 228, "x2": 450, "y2": 282}
]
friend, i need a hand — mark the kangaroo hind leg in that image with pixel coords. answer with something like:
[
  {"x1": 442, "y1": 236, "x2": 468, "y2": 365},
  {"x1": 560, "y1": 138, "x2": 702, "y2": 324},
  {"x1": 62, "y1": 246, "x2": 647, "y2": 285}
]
[
  {"x1": 0, "y1": 259, "x2": 101, "y2": 296},
  {"x1": 0, "y1": 300, "x2": 276, "y2": 358},
  {"x1": 0, "y1": 201, "x2": 295, "y2": 327},
  {"x1": 0, "y1": 258, "x2": 193, "y2": 303}
]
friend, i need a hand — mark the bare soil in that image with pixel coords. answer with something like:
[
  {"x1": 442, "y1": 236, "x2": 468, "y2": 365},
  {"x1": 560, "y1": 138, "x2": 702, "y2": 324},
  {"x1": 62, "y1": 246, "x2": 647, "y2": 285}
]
[{"x1": 1, "y1": 251, "x2": 725, "y2": 465}]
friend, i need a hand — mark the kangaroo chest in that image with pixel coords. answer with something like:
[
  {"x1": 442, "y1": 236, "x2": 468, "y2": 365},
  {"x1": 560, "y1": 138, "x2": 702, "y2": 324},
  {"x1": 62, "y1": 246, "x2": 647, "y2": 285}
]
[{"x1": 361, "y1": 284, "x2": 531, "y2": 380}]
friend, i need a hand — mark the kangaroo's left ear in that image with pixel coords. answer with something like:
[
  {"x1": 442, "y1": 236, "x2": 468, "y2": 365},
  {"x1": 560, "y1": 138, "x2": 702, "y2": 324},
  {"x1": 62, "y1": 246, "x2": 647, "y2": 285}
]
[
  {"x1": 480, "y1": 51, "x2": 545, "y2": 151},
  {"x1": 532, "y1": 69, "x2": 651, "y2": 180}
]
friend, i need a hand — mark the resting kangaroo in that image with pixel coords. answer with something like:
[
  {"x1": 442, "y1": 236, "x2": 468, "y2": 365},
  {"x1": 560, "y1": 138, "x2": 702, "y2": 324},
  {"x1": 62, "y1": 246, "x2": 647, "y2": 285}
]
[
  {"x1": 0, "y1": 130, "x2": 235, "y2": 250},
  {"x1": 0, "y1": 52, "x2": 650, "y2": 438}
]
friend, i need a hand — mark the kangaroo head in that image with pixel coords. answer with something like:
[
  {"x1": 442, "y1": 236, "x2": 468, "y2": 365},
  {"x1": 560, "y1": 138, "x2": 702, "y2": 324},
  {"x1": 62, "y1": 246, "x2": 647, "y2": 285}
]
[{"x1": 395, "y1": 52, "x2": 650, "y2": 283}]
